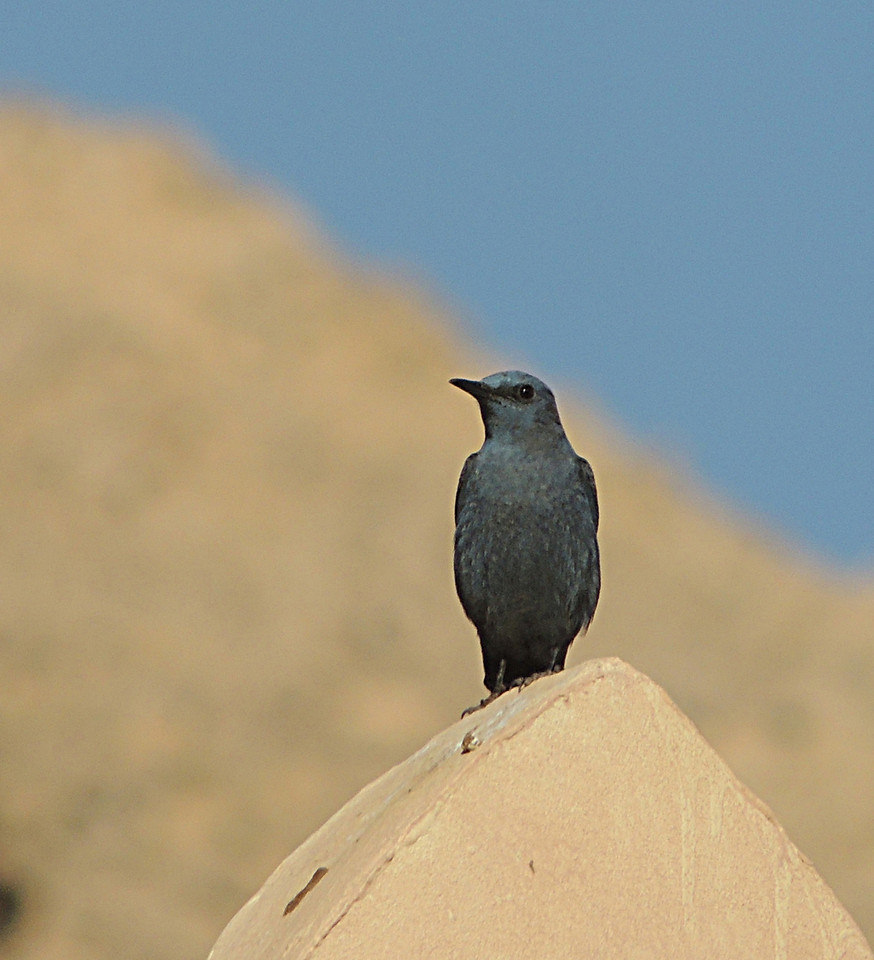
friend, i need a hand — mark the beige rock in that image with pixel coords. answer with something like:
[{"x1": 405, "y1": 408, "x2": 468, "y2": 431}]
[{"x1": 209, "y1": 660, "x2": 872, "y2": 960}]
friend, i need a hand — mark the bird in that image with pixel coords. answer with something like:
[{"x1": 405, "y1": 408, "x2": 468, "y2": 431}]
[{"x1": 451, "y1": 370, "x2": 600, "y2": 711}]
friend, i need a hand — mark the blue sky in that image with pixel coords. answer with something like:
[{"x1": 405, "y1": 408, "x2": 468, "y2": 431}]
[{"x1": 3, "y1": 2, "x2": 872, "y2": 567}]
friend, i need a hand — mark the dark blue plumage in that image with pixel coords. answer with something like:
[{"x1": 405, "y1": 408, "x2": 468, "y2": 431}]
[{"x1": 451, "y1": 371, "x2": 600, "y2": 703}]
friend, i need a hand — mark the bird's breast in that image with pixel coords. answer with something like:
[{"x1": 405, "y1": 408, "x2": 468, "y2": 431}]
[{"x1": 469, "y1": 449, "x2": 578, "y2": 507}]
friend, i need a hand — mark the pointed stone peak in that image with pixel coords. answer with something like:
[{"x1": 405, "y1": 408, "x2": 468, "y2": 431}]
[{"x1": 209, "y1": 659, "x2": 871, "y2": 959}]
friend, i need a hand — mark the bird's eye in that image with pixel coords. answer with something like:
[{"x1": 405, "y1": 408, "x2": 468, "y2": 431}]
[{"x1": 517, "y1": 384, "x2": 535, "y2": 401}]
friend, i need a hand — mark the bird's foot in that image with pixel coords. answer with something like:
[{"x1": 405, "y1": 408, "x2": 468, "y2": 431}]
[
  {"x1": 461, "y1": 688, "x2": 505, "y2": 717},
  {"x1": 509, "y1": 666, "x2": 564, "y2": 692},
  {"x1": 461, "y1": 659, "x2": 511, "y2": 717}
]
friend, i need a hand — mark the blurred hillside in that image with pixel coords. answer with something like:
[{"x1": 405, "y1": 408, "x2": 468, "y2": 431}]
[{"x1": 0, "y1": 102, "x2": 871, "y2": 960}]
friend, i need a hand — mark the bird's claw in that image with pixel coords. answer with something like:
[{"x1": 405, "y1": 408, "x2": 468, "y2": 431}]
[
  {"x1": 461, "y1": 689, "x2": 503, "y2": 717},
  {"x1": 509, "y1": 666, "x2": 564, "y2": 691}
]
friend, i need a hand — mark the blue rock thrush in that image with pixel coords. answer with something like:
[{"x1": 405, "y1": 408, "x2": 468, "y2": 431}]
[{"x1": 451, "y1": 371, "x2": 600, "y2": 710}]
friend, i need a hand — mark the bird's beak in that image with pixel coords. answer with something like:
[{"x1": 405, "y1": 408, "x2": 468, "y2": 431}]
[{"x1": 450, "y1": 378, "x2": 492, "y2": 401}]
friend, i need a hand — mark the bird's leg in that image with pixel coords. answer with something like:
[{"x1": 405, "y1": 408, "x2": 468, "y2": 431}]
[
  {"x1": 494, "y1": 658, "x2": 507, "y2": 693},
  {"x1": 461, "y1": 660, "x2": 507, "y2": 717}
]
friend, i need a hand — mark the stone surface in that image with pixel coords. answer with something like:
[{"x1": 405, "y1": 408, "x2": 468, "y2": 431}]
[{"x1": 209, "y1": 659, "x2": 872, "y2": 960}]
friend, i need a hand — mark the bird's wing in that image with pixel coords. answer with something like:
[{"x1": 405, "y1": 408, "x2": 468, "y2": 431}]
[
  {"x1": 577, "y1": 457, "x2": 599, "y2": 532},
  {"x1": 454, "y1": 453, "x2": 479, "y2": 525}
]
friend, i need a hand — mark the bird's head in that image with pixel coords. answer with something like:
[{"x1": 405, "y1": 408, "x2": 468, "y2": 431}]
[{"x1": 450, "y1": 370, "x2": 566, "y2": 444}]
